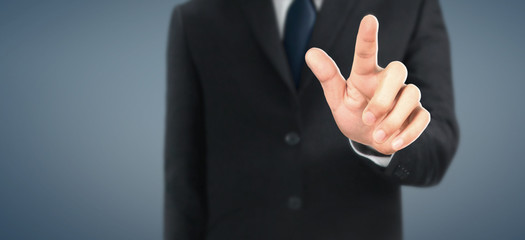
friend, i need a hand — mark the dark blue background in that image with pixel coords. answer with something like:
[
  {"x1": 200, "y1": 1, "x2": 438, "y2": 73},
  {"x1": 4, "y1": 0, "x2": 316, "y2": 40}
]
[{"x1": 1, "y1": 0, "x2": 524, "y2": 239}]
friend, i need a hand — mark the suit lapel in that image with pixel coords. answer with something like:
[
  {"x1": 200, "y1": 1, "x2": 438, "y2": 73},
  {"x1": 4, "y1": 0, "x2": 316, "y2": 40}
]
[
  {"x1": 299, "y1": 0, "x2": 358, "y2": 93},
  {"x1": 236, "y1": 0, "x2": 296, "y2": 94},
  {"x1": 236, "y1": 0, "x2": 358, "y2": 95}
]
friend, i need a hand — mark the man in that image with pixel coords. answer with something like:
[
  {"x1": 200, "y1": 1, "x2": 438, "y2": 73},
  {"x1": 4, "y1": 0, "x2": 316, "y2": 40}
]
[{"x1": 164, "y1": 0, "x2": 458, "y2": 239}]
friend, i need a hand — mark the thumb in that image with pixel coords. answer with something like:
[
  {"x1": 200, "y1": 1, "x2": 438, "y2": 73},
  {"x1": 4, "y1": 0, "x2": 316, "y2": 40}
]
[{"x1": 305, "y1": 48, "x2": 346, "y2": 110}]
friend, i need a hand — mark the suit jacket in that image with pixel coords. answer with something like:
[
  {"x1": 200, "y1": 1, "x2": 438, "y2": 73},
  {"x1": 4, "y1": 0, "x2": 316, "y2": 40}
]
[{"x1": 164, "y1": 0, "x2": 459, "y2": 239}]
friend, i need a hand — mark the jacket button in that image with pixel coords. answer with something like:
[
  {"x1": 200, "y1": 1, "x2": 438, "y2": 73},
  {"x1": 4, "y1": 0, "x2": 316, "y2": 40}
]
[
  {"x1": 288, "y1": 196, "x2": 302, "y2": 210},
  {"x1": 284, "y1": 132, "x2": 300, "y2": 146}
]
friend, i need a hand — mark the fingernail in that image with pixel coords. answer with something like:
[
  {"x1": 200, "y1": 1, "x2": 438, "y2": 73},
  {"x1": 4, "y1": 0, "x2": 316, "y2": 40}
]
[
  {"x1": 392, "y1": 139, "x2": 404, "y2": 150},
  {"x1": 374, "y1": 129, "x2": 386, "y2": 143},
  {"x1": 364, "y1": 111, "x2": 376, "y2": 125}
]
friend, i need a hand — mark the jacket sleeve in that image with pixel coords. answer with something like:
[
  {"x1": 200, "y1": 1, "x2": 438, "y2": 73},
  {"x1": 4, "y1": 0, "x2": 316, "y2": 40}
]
[
  {"x1": 357, "y1": 0, "x2": 459, "y2": 186},
  {"x1": 164, "y1": 6, "x2": 207, "y2": 240}
]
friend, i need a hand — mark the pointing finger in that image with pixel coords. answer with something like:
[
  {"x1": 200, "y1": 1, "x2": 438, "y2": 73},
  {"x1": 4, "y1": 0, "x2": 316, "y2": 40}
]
[
  {"x1": 305, "y1": 47, "x2": 346, "y2": 110},
  {"x1": 351, "y1": 15, "x2": 380, "y2": 76}
]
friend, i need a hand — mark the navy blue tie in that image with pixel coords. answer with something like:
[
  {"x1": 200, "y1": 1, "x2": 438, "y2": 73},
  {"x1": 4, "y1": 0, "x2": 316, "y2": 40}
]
[{"x1": 283, "y1": 0, "x2": 317, "y2": 88}]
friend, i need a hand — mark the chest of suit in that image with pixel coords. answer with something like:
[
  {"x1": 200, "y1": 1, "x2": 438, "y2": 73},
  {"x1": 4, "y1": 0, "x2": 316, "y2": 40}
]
[{"x1": 177, "y1": 1, "x2": 420, "y2": 239}]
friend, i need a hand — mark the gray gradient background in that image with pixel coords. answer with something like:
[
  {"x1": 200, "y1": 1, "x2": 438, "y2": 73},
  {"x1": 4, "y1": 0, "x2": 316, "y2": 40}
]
[{"x1": 1, "y1": 0, "x2": 523, "y2": 239}]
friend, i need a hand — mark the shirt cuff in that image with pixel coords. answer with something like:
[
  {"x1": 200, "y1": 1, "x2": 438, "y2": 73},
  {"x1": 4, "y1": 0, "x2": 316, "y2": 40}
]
[{"x1": 349, "y1": 139, "x2": 393, "y2": 167}]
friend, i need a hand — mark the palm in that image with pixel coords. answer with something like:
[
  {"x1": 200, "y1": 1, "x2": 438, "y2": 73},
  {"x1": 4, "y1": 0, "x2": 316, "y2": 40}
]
[{"x1": 332, "y1": 74, "x2": 378, "y2": 145}]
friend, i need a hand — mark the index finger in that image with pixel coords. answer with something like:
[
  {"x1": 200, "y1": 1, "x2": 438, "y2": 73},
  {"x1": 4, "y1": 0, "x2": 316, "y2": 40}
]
[{"x1": 351, "y1": 15, "x2": 380, "y2": 76}]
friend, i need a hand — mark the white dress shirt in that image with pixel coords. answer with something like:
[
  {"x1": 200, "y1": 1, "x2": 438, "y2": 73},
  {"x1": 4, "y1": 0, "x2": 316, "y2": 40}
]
[{"x1": 271, "y1": 0, "x2": 393, "y2": 167}]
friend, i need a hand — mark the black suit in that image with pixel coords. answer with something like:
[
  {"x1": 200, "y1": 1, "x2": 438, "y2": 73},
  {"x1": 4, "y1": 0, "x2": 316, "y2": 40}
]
[{"x1": 164, "y1": 0, "x2": 459, "y2": 239}]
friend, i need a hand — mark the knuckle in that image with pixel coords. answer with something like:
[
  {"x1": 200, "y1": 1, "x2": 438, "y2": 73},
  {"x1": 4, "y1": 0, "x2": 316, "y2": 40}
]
[
  {"x1": 356, "y1": 51, "x2": 375, "y2": 60},
  {"x1": 381, "y1": 118, "x2": 402, "y2": 136},
  {"x1": 386, "y1": 61, "x2": 408, "y2": 82},
  {"x1": 388, "y1": 61, "x2": 407, "y2": 72},
  {"x1": 405, "y1": 84, "x2": 421, "y2": 101},
  {"x1": 319, "y1": 67, "x2": 338, "y2": 82},
  {"x1": 369, "y1": 98, "x2": 391, "y2": 115}
]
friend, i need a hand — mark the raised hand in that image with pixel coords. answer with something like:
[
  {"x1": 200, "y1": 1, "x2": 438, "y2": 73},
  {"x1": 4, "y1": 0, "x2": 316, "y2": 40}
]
[{"x1": 305, "y1": 15, "x2": 430, "y2": 155}]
